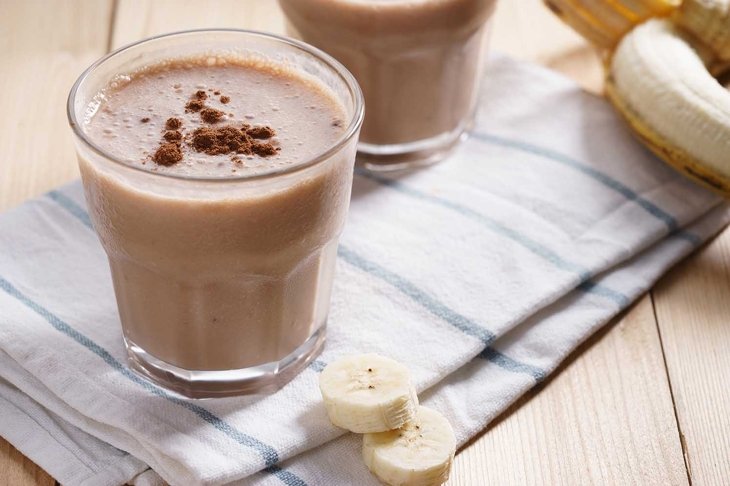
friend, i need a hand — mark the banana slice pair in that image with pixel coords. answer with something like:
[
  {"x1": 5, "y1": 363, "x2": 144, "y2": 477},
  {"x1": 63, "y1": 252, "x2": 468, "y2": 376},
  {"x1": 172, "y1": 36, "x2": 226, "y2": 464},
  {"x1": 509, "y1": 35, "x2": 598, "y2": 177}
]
[{"x1": 319, "y1": 354, "x2": 456, "y2": 486}]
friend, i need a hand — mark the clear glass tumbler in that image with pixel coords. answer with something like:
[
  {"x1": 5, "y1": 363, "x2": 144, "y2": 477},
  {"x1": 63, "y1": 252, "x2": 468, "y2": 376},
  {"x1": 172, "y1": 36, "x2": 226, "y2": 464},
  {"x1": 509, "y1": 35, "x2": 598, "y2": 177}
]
[
  {"x1": 279, "y1": 0, "x2": 497, "y2": 171},
  {"x1": 67, "y1": 30, "x2": 364, "y2": 398}
]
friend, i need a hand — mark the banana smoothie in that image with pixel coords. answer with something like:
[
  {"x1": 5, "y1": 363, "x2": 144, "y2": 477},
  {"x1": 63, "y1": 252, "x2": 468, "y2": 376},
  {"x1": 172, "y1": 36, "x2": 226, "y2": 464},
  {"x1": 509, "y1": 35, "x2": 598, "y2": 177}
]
[
  {"x1": 69, "y1": 31, "x2": 363, "y2": 396},
  {"x1": 280, "y1": 0, "x2": 497, "y2": 167}
]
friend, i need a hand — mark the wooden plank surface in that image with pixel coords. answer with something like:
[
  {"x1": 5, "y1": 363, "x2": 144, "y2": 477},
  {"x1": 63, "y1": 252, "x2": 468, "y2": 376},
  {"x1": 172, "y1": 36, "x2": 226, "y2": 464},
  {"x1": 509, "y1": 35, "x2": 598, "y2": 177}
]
[
  {"x1": 0, "y1": 440, "x2": 55, "y2": 486},
  {"x1": 111, "y1": 0, "x2": 286, "y2": 49},
  {"x1": 0, "y1": 0, "x2": 114, "y2": 211},
  {"x1": 0, "y1": 0, "x2": 726, "y2": 485},
  {"x1": 490, "y1": 0, "x2": 603, "y2": 93},
  {"x1": 450, "y1": 297, "x2": 688, "y2": 486},
  {"x1": 653, "y1": 234, "x2": 730, "y2": 484}
]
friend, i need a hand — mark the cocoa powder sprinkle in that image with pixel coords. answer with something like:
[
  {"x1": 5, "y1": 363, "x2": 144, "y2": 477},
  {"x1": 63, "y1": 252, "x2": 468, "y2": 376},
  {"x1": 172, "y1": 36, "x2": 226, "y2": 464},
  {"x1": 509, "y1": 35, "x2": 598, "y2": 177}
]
[
  {"x1": 140, "y1": 117, "x2": 150, "y2": 123},
  {"x1": 185, "y1": 99, "x2": 204, "y2": 112},
  {"x1": 165, "y1": 117, "x2": 182, "y2": 130},
  {"x1": 200, "y1": 108, "x2": 226, "y2": 124},
  {"x1": 153, "y1": 143, "x2": 183, "y2": 166},
  {"x1": 251, "y1": 142, "x2": 278, "y2": 157},
  {"x1": 163, "y1": 130, "x2": 183, "y2": 142},
  {"x1": 149, "y1": 90, "x2": 278, "y2": 166},
  {"x1": 247, "y1": 126, "x2": 275, "y2": 139},
  {"x1": 190, "y1": 124, "x2": 277, "y2": 158}
]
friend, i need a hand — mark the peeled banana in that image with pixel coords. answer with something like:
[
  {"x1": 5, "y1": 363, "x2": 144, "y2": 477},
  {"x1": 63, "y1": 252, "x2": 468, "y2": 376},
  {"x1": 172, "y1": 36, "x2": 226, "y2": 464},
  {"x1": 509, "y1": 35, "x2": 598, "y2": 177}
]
[
  {"x1": 546, "y1": 0, "x2": 730, "y2": 196},
  {"x1": 319, "y1": 353, "x2": 419, "y2": 433},
  {"x1": 607, "y1": 18, "x2": 730, "y2": 193}
]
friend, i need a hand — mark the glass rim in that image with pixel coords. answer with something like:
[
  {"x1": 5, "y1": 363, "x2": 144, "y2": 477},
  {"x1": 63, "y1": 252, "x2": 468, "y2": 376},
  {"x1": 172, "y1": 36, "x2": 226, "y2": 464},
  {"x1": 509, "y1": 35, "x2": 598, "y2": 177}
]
[{"x1": 66, "y1": 28, "x2": 364, "y2": 183}]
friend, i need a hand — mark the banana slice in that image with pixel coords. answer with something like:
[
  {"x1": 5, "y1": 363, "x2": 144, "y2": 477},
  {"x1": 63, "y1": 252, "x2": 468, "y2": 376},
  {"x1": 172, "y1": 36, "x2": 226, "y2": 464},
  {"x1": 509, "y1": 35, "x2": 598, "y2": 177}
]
[
  {"x1": 362, "y1": 406, "x2": 456, "y2": 486},
  {"x1": 319, "y1": 354, "x2": 418, "y2": 433}
]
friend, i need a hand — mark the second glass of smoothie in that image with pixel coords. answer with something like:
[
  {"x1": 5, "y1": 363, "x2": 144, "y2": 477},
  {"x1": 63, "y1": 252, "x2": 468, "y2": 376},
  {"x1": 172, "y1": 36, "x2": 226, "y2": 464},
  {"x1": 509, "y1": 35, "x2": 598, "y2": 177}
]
[
  {"x1": 279, "y1": 0, "x2": 497, "y2": 170},
  {"x1": 67, "y1": 30, "x2": 363, "y2": 398}
]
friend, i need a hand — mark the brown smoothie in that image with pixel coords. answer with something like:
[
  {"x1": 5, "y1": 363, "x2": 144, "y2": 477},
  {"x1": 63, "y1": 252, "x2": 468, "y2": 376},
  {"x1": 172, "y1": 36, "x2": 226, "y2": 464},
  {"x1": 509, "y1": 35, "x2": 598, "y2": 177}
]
[
  {"x1": 79, "y1": 56, "x2": 354, "y2": 371},
  {"x1": 279, "y1": 0, "x2": 497, "y2": 147}
]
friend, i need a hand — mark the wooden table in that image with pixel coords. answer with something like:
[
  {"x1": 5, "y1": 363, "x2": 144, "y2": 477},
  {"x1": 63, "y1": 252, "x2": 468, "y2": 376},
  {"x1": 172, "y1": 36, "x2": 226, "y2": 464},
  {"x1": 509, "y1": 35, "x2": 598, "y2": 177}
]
[{"x1": 1, "y1": 1, "x2": 728, "y2": 484}]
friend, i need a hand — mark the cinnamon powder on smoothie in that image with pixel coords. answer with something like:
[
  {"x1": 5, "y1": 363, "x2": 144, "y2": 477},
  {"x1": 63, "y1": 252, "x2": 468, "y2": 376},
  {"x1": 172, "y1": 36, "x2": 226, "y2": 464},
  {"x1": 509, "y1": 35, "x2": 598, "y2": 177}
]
[
  {"x1": 165, "y1": 117, "x2": 182, "y2": 130},
  {"x1": 248, "y1": 126, "x2": 276, "y2": 139},
  {"x1": 191, "y1": 124, "x2": 278, "y2": 157},
  {"x1": 200, "y1": 108, "x2": 226, "y2": 123},
  {"x1": 153, "y1": 142, "x2": 183, "y2": 166},
  {"x1": 185, "y1": 99, "x2": 204, "y2": 112},
  {"x1": 151, "y1": 91, "x2": 277, "y2": 165},
  {"x1": 163, "y1": 130, "x2": 183, "y2": 142}
]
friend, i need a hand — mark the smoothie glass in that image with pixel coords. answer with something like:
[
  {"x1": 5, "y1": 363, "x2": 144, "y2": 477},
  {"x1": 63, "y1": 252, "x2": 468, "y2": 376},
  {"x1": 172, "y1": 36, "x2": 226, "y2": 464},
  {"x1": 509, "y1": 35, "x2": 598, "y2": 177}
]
[
  {"x1": 67, "y1": 30, "x2": 364, "y2": 398},
  {"x1": 279, "y1": 0, "x2": 497, "y2": 171}
]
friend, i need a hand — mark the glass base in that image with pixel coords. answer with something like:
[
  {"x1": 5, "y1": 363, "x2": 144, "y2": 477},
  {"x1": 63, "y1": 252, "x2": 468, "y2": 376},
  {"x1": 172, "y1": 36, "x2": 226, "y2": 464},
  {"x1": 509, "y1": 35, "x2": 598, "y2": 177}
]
[
  {"x1": 356, "y1": 122, "x2": 471, "y2": 173},
  {"x1": 124, "y1": 326, "x2": 326, "y2": 399}
]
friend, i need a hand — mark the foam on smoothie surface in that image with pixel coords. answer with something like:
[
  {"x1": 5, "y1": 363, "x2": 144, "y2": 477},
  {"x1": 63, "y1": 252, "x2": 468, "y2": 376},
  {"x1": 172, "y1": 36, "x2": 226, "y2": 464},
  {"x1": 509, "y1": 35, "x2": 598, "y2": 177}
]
[{"x1": 84, "y1": 56, "x2": 347, "y2": 178}]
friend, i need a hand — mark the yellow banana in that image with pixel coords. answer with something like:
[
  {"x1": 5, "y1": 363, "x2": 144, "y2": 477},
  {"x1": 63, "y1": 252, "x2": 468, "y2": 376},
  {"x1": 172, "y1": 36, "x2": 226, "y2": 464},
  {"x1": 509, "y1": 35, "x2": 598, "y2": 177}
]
[{"x1": 544, "y1": 0, "x2": 679, "y2": 48}]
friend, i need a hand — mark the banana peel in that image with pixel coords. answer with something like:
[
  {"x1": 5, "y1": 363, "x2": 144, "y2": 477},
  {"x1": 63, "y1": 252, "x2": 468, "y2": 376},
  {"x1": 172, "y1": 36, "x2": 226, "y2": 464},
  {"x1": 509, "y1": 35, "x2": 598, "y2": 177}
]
[
  {"x1": 545, "y1": 0, "x2": 680, "y2": 49},
  {"x1": 545, "y1": 0, "x2": 730, "y2": 197}
]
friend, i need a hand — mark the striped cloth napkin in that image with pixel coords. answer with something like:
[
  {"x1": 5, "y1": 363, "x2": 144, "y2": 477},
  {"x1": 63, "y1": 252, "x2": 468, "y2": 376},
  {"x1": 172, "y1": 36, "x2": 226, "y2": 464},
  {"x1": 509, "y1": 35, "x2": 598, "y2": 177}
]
[{"x1": 0, "y1": 55, "x2": 727, "y2": 486}]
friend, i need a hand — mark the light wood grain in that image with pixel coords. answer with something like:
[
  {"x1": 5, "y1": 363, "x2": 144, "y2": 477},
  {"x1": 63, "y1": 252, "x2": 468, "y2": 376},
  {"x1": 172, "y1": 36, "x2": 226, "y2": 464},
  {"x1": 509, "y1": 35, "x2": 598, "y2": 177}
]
[
  {"x1": 652, "y1": 232, "x2": 730, "y2": 484},
  {"x1": 449, "y1": 296, "x2": 689, "y2": 486},
  {"x1": 111, "y1": 0, "x2": 286, "y2": 50},
  {"x1": 491, "y1": 0, "x2": 604, "y2": 93},
  {"x1": 0, "y1": 0, "x2": 114, "y2": 212},
  {"x1": 0, "y1": 440, "x2": 55, "y2": 486}
]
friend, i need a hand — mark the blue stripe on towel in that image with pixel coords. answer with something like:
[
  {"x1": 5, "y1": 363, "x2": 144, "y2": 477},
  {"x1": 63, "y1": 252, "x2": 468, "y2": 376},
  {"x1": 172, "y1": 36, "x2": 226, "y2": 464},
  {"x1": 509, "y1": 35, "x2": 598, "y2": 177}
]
[
  {"x1": 338, "y1": 245, "x2": 496, "y2": 345},
  {"x1": 471, "y1": 132, "x2": 682, "y2": 231},
  {"x1": 338, "y1": 245, "x2": 547, "y2": 377},
  {"x1": 338, "y1": 245, "x2": 558, "y2": 379},
  {"x1": 47, "y1": 190, "x2": 93, "y2": 230},
  {"x1": 355, "y1": 168, "x2": 591, "y2": 280},
  {"x1": 355, "y1": 169, "x2": 632, "y2": 306},
  {"x1": 308, "y1": 360, "x2": 328, "y2": 373},
  {"x1": 264, "y1": 465, "x2": 309, "y2": 486},
  {"x1": 576, "y1": 280, "x2": 630, "y2": 308},
  {"x1": 674, "y1": 230, "x2": 702, "y2": 246},
  {"x1": 479, "y1": 348, "x2": 547, "y2": 382}
]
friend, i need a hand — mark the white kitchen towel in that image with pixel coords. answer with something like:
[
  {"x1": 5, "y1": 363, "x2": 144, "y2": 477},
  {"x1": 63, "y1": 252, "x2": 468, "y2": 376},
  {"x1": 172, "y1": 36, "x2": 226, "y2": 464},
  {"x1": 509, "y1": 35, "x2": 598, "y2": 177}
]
[
  {"x1": 0, "y1": 54, "x2": 727, "y2": 486},
  {"x1": 3, "y1": 202, "x2": 727, "y2": 486}
]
